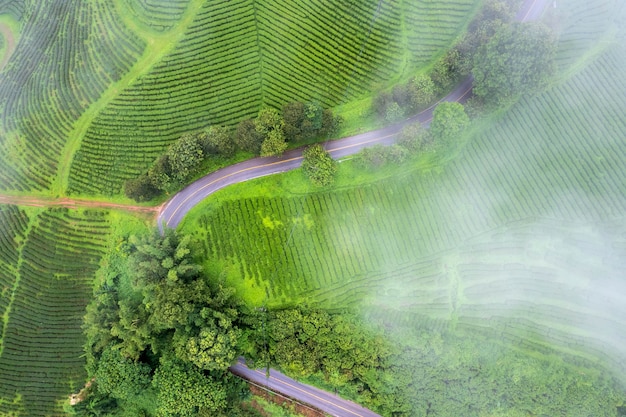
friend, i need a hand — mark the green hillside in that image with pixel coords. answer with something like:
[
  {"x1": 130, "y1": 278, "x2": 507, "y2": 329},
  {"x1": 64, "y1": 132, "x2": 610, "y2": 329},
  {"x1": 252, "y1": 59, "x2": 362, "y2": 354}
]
[
  {"x1": 0, "y1": 207, "x2": 111, "y2": 416},
  {"x1": 0, "y1": 0, "x2": 480, "y2": 197},
  {"x1": 180, "y1": 0, "x2": 626, "y2": 404}
]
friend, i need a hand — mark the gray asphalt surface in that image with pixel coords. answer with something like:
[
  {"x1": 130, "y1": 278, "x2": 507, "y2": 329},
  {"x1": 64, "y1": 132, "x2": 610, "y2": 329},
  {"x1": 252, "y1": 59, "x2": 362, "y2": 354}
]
[
  {"x1": 159, "y1": 0, "x2": 550, "y2": 414},
  {"x1": 230, "y1": 359, "x2": 382, "y2": 417}
]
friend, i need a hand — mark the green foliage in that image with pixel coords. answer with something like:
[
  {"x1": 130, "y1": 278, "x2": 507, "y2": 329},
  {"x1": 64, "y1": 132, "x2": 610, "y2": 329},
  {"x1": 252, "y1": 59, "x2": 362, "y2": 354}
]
[
  {"x1": 82, "y1": 229, "x2": 246, "y2": 416},
  {"x1": 301, "y1": 145, "x2": 337, "y2": 187},
  {"x1": 201, "y1": 126, "x2": 235, "y2": 157},
  {"x1": 235, "y1": 119, "x2": 263, "y2": 154},
  {"x1": 260, "y1": 129, "x2": 288, "y2": 157},
  {"x1": 408, "y1": 74, "x2": 436, "y2": 110},
  {"x1": 165, "y1": 134, "x2": 204, "y2": 183},
  {"x1": 95, "y1": 346, "x2": 151, "y2": 401},
  {"x1": 431, "y1": 48, "x2": 463, "y2": 92},
  {"x1": 473, "y1": 22, "x2": 557, "y2": 105},
  {"x1": 252, "y1": 309, "x2": 625, "y2": 417},
  {"x1": 398, "y1": 122, "x2": 432, "y2": 152},
  {"x1": 384, "y1": 101, "x2": 405, "y2": 123},
  {"x1": 148, "y1": 155, "x2": 175, "y2": 192},
  {"x1": 430, "y1": 102, "x2": 469, "y2": 145},
  {"x1": 124, "y1": 174, "x2": 160, "y2": 202},
  {"x1": 255, "y1": 108, "x2": 284, "y2": 137},
  {"x1": 152, "y1": 358, "x2": 228, "y2": 417}
]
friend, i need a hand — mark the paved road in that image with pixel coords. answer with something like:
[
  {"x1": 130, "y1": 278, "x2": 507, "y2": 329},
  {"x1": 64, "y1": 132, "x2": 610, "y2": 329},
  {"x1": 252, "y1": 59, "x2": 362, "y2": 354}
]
[
  {"x1": 156, "y1": 75, "x2": 474, "y2": 231},
  {"x1": 158, "y1": 0, "x2": 548, "y2": 231},
  {"x1": 230, "y1": 359, "x2": 382, "y2": 417}
]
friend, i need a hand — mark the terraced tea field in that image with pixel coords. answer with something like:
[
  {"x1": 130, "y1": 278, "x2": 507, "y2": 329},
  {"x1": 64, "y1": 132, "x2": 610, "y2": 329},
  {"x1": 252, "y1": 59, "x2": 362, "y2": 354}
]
[
  {"x1": 60, "y1": 0, "x2": 480, "y2": 196},
  {"x1": 0, "y1": 207, "x2": 110, "y2": 416},
  {"x1": 0, "y1": 1, "x2": 145, "y2": 192},
  {"x1": 182, "y1": 40, "x2": 626, "y2": 384}
]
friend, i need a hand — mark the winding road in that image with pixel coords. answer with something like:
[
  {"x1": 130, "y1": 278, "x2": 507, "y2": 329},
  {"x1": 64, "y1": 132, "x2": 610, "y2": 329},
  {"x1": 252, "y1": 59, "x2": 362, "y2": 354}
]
[
  {"x1": 230, "y1": 359, "x2": 382, "y2": 417},
  {"x1": 158, "y1": 0, "x2": 548, "y2": 231},
  {"x1": 0, "y1": 0, "x2": 549, "y2": 415}
]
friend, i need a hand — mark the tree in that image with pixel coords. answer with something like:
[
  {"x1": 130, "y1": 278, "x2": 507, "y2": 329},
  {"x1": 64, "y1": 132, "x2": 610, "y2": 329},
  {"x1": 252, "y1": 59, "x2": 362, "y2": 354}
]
[
  {"x1": 457, "y1": 0, "x2": 512, "y2": 72},
  {"x1": 431, "y1": 48, "x2": 462, "y2": 92},
  {"x1": 472, "y1": 22, "x2": 556, "y2": 106},
  {"x1": 301, "y1": 144, "x2": 337, "y2": 187},
  {"x1": 166, "y1": 133, "x2": 204, "y2": 182},
  {"x1": 398, "y1": 122, "x2": 431, "y2": 152},
  {"x1": 408, "y1": 74, "x2": 436, "y2": 111},
  {"x1": 320, "y1": 109, "x2": 343, "y2": 137},
  {"x1": 148, "y1": 155, "x2": 174, "y2": 192},
  {"x1": 200, "y1": 126, "x2": 235, "y2": 157},
  {"x1": 152, "y1": 358, "x2": 228, "y2": 416},
  {"x1": 372, "y1": 91, "x2": 392, "y2": 118},
  {"x1": 282, "y1": 101, "x2": 307, "y2": 142},
  {"x1": 392, "y1": 83, "x2": 411, "y2": 108},
  {"x1": 95, "y1": 345, "x2": 151, "y2": 401},
  {"x1": 255, "y1": 107, "x2": 284, "y2": 137},
  {"x1": 385, "y1": 101, "x2": 404, "y2": 123},
  {"x1": 124, "y1": 174, "x2": 159, "y2": 202},
  {"x1": 260, "y1": 128, "x2": 287, "y2": 157},
  {"x1": 234, "y1": 119, "x2": 262, "y2": 154},
  {"x1": 430, "y1": 102, "x2": 469, "y2": 145}
]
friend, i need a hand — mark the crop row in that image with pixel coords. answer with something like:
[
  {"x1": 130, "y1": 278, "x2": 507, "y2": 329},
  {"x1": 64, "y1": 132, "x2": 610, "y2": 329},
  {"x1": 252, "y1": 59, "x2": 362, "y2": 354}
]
[
  {"x1": 67, "y1": 0, "x2": 262, "y2": 195},
  {"x1": 68, "y1": 0, "x2": 477, "y2": 196},
  {"x1": 123, "y1": 0, "x2": 189, "y2": 32},
  {"x1": 0, "y1": 1, "x2": 145, "y2": 193},
  {"x1": 0, "y1": 206, "x2": 30, "y2": 340},
  {"x1": 555, "y1": 0, "x2": 615, "y2": 69},
  {"x1": 195, "y1": 175, "x2": 473, "y2": 301},
  {"x1": 0, "y1": 209, "x2": 110, "y2": 416},
  {"x1": 404, "y1": 0, "x2": 478, "y2": 64}
]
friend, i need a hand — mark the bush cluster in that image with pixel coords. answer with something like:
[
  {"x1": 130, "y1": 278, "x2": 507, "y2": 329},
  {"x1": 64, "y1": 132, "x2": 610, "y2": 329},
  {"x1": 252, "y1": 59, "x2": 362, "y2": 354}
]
[{"x1": 125, "y1": 102, "x2": 341, "y2": 201}]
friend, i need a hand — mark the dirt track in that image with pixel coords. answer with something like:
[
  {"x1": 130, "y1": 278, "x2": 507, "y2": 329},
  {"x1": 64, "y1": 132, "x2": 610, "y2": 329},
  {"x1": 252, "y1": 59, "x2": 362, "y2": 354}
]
[{"x1": 0, "y1": 194, "x2": 159, "y2": 214}]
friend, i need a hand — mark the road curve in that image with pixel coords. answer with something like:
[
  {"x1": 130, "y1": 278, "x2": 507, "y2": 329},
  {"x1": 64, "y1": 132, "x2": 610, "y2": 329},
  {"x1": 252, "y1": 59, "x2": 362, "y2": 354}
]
[
  {"x1": 158, "y1": 0, "x2": 548, "y2": 231},
  {"x1": 157, "y1": 76, "x2": 473, "y2": 231},
  {"x1": 230, "y1": 359, "x2": 382, "y2": 417}
]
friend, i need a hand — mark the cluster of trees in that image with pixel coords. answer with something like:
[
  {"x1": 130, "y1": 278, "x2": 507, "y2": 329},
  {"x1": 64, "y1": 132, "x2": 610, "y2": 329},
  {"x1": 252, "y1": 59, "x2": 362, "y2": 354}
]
[
  {"x1": 372, "y1": 74, "x2": 437, "y2": 122},
  {"x1": 357, "y1": 102, "x2": 469, "y2": 169},
  {"x1": 247, "y1": 307, "x2": 624, "y2": 417},
  {"x1": 124, "y1": 126, "x2": 234, "y2": 201},
  {"x1": 372, "y1": 0, "x2": 556, "y2": 120},
  {"x1": 125, "y1": 102, "x2": 341, "y2": 202},
  {"x1": 77, "y1": 230, "x2": 256, "y2": 417}
]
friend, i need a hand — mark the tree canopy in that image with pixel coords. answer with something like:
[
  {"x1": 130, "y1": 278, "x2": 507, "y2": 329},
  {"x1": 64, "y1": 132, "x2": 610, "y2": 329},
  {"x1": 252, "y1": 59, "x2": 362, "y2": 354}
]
[
  {"x1": 472, "y1": 22, "x2": 557, "y2": 105},
  {"x1": 301, "y1": 144, "x2": 337, "y2": 186},
  {"x1": 430, "y1": 102, "x2": 469, "y2": 145},
  {"x1": 82, "y1": 229, "x2": 246, "y2": 416}
]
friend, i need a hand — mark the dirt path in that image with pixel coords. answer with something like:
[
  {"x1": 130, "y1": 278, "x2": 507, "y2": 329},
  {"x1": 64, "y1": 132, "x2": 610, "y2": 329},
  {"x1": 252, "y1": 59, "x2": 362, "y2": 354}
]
[
  {"x1": 0, "y1": 194, "x2": 160, "y2": 214},
  {"x1": 0, "y1": 22, "x2": 16, "y2": 71}
]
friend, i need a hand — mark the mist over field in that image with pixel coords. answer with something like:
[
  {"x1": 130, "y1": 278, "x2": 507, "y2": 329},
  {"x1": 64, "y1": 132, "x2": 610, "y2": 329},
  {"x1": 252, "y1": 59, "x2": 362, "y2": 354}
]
[{"x1": 0, "y1": 0, "x2": 625, "y2": 415}]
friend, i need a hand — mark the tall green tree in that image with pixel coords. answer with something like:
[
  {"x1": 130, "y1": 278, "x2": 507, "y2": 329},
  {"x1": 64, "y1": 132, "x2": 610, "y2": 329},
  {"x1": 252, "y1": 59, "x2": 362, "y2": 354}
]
[
  {"x1": 201, "y1": 126, "x2": 235, "y2": 157},
  {"x1": 234, "y1": 118, "x2": 263, "y2": 154},
  {"x1": 94, "y1": 345, "x2": 151, "y2": 401},
  {"x1": 152, "y1": 358, "x2": 228, "y2": 417},
  {"x1": 301, "y1": 144, "x2": 337, "y2": 187},
  {"x1": 260, "y1": 129, "x2": 288, "y2": 157},
  {"x1": 166, "y1": 133, "x2": 204, "y2": 182},
  {"x1": 430, "y1": 102, "x2": 469, "y2": 145},
  {"x1": 408, "y1": 74, "x2": 436, "y2": 111},
  {"x1": 472, "y1": 22, "x2": 556, "y2": 105}
]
